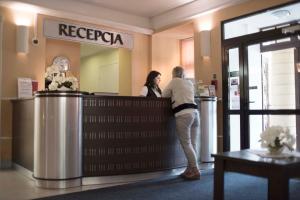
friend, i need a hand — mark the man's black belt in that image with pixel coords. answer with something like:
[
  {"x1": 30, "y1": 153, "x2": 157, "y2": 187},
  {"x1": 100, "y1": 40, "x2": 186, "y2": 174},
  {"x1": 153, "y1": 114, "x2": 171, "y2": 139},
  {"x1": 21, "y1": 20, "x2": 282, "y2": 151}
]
[{"x1": 173, "y1": 103, "x2": 198, "y2": 114}]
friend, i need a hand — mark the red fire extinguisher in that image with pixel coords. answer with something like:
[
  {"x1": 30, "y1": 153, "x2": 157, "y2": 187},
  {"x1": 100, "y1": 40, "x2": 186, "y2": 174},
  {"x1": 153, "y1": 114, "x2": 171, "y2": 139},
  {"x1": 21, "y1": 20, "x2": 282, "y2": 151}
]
[{"x1": 211, "y1": 73, "x2": 218, "y2": 90}]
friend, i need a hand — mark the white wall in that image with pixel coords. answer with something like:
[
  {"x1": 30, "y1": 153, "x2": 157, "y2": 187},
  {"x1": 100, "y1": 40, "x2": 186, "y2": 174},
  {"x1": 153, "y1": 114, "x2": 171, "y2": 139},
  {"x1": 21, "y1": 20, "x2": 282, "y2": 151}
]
[{"x1": 80, "y1": 49, "x2": 119, "y2": 93}]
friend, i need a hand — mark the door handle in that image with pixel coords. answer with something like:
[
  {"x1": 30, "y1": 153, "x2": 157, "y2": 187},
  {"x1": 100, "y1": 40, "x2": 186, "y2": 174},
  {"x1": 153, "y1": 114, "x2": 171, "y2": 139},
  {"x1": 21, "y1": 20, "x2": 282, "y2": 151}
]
[{"x1": 249, "y1": 86, "x2": 258, "y2": 90}]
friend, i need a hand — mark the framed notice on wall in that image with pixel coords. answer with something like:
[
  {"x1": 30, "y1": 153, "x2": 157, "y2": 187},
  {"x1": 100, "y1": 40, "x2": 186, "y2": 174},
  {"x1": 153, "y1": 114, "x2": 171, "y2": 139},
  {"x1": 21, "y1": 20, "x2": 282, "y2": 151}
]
[{"x1": 18, "y1": 78, "x2": 33, "y2": 98}]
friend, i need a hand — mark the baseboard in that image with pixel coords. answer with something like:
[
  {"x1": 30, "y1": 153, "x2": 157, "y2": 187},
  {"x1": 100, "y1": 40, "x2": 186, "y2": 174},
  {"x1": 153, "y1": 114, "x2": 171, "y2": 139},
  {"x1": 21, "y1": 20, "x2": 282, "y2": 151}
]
[
  {"x1": 13, "y1": 163, "x2": 34, "y2": 180},
  {"x1": 0, "y1": 160, "x2": 12, "y2": 169},
  {"x1": 82, "y1": 168, "x2": 184, "y2": 186}
]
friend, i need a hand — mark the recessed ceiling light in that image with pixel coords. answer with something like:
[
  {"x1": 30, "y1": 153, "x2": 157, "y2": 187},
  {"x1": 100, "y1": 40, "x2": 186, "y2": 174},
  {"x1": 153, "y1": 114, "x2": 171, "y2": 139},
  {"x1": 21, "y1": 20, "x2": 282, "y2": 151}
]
[{"x1": 271, "y1": 10, "x2": 291, "y2": 18}]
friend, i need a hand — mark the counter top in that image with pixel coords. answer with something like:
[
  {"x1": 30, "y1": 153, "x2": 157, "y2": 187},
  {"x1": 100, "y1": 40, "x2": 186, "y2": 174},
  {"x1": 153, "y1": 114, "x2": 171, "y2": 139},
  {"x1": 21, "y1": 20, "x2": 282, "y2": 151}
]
[{"x1": 2, "y1": 97, "x2": 34, "y2": 101}]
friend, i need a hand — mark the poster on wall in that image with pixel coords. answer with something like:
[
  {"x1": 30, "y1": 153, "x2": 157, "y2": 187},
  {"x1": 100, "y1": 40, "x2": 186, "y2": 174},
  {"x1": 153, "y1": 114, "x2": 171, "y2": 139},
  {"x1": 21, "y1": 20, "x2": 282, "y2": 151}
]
[
  {"x1": 230, "y1": 77, "x2": 240, "y2": 109},
  {"x1": 18, "y1": 78, "x2": 33, "y2": 98},
  {"x1": 43, "y1": 19, "x2": 134, "y2": 49}
]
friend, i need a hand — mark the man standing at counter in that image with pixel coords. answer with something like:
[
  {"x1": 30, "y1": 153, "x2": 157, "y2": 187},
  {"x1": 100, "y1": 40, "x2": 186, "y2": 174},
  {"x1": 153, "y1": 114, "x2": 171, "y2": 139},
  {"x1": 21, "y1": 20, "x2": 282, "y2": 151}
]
[{"x1": 162, "y1": 66, "x2": 200, "y2": 180}]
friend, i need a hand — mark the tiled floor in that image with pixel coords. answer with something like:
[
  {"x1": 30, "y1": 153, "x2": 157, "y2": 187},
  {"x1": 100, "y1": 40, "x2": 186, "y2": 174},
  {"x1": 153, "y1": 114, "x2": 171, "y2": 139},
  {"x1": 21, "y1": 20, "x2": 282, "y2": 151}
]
[{"x1": 0, "y1": 163, "x2": 213, "y2": 200}]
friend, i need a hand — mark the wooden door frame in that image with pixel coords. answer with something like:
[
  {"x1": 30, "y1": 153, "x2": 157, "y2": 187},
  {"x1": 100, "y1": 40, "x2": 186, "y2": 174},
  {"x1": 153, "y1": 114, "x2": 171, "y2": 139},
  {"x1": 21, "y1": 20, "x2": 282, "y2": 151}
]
[
  {"x1": 296, "y1": 47, "x2": 300, "y2": 151},
  {"x1": 0, "y1": 15, "x2": 3, "y2": 139}
]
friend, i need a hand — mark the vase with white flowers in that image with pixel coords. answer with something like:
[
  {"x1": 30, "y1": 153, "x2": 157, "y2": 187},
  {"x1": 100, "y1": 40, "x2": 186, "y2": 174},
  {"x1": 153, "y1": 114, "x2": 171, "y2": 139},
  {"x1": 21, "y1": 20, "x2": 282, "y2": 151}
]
[
  {"x1": 259, "y1": 126, "x2": 295, "y2": 155},
  {"x1": 45, "y1": 65, "x2": 78, "y2": 91}
]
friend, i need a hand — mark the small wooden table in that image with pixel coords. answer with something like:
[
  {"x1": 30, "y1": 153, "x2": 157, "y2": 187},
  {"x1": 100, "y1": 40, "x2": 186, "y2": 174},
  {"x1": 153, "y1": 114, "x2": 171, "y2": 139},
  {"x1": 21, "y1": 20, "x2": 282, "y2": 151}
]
[{"x1": 212, "y1": 150, "x2": 300, "y2": 200}]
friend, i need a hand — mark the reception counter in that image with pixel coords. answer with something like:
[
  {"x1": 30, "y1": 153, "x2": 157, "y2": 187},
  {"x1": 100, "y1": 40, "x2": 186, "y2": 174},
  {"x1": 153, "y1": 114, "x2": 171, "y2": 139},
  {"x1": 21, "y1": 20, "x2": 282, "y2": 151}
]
[
  {"x1": 31, "y1": 91, "x2": 186, "y2": 188},
  {"x1": 11, "y1": 98, "x2": 34, "y2": 171},
  {"x1": 12, "y1": 92, "x2": 217, "y2": 188}
]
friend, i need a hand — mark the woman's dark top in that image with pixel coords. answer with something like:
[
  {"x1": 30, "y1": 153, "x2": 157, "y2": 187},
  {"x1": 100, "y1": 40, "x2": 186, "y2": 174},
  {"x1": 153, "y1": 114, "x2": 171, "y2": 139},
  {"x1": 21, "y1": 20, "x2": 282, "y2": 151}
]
[{"x1": 146, "y1": 86, "x2": 160, "y2": 97}]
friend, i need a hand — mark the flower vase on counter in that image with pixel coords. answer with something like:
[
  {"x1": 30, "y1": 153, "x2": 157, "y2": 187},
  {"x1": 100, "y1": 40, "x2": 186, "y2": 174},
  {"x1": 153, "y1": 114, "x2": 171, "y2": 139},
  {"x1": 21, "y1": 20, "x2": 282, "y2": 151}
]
[
  {"x1": 45, "y1": 79, "x2": 52, "y2": 90},
  {"x1": 57, "y1": 86, "x2": 72, "y2": 91},
  {"x1": 44, "y1": 64, "x2": 78, "y2": 91}
]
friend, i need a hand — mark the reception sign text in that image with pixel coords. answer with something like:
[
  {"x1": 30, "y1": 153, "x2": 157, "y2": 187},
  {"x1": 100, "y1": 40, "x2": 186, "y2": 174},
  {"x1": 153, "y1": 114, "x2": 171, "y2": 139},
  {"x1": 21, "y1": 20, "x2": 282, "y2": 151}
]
[{"x1": 44, "y1": 19, "x2": 133, "y2": 49}]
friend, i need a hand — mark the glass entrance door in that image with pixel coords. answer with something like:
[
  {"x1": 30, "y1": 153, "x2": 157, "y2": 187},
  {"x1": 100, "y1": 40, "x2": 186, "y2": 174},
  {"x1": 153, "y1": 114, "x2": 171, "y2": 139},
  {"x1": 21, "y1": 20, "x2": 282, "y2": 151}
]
[
  {"x1": 224, "y1": 37, "x2": 300, "y2": 151},
  {"x1": 247, "y1": 44, "x2": 298, "y2": 150}
]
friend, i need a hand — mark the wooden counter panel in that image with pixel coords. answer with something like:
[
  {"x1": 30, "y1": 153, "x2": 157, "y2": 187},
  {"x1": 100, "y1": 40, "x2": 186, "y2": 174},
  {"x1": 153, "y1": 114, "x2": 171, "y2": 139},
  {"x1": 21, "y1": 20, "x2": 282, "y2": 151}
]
[
  {"x1": 83, "y1": 96, "x2": 186, "y2": 176},
  {"x1": 12, "y1": 99, "x2": 34, "y2": 171}
]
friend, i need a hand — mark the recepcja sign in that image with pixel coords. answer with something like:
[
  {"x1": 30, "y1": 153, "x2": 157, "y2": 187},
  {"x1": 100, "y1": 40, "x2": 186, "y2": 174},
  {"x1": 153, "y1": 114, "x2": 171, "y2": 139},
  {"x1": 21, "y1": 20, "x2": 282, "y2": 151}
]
[{"x1": 43, "y1": 19, "x2": 133, "y2": 49}]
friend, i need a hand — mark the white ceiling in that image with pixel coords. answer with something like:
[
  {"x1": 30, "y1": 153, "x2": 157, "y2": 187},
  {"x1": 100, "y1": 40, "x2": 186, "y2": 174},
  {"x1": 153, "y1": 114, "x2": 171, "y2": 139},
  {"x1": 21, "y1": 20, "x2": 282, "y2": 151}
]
[
  {"x1": 75, "y1": 0, "x2": 196, "y2": 18},
  {"x1": 0, "y1": 0, "x2": 250, "y2": 34},
  {"x1": 155, "y1": 22, "x2": 195, "y2": 39}
]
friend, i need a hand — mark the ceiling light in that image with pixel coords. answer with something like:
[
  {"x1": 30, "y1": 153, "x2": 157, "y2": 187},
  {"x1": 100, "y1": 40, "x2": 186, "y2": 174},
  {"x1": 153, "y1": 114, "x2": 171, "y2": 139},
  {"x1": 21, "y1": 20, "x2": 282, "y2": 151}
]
[
  {"x1": 271, "y1": 10, "x2": 291, "y2": 18},
  {"x1": 16, "y1": 25, "x2": 29, "y2": 54},
  {"x1": 199, "y1": 31, "x2": 211, "y2": 57}
]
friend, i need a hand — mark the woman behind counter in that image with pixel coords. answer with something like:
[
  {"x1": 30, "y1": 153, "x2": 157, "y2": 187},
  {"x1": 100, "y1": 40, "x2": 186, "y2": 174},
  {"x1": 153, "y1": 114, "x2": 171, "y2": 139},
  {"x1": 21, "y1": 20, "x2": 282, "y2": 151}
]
[{"x1": 140, "y1": 70, "x2": 162, "y2": 97}]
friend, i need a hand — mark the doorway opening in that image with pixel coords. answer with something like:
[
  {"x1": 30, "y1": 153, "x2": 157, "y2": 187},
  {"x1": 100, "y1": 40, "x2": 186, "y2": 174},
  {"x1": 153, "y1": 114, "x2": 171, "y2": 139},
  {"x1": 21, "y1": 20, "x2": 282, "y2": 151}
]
[
  {"x1": 80, "y1": 44, "x2": 120, "y2": 95},
  {"x1": 222, "y1": 1, "x2": 300, "y2": 151}
]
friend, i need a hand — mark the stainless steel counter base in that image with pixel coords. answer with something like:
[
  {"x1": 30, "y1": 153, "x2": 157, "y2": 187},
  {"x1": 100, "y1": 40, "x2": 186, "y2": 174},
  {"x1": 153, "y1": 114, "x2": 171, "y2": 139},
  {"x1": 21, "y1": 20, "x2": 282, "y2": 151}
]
[
  {"x1": 82, "y1": 168, "x2": 183, "y2": 186},
  {"x1": 15, "y1": 164, "x2": 183, "y2": 188},
  {"x1": 35, "y1": 179, "x2": 81, "y2": 189},
  {"x1": 34, "y1": 91, "x2": 84, "y2": 189}
]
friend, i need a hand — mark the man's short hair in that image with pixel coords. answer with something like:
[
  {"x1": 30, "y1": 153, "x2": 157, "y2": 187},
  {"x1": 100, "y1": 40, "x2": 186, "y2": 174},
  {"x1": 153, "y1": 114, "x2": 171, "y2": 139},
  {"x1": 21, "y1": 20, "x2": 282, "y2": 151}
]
[{"x1": 172, "y1": 66, "x2": 184, "y2": 78}]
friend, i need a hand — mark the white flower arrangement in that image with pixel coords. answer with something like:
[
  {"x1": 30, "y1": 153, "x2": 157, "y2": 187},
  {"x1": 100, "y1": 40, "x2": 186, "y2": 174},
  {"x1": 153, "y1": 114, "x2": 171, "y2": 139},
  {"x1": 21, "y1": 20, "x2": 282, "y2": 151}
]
[
  {"x1": 259, "y1": 126, "x2": 295, "y2": 152},
  {"x1": 45, "y1": 64, "x2": 60, "y2": 82},
  {"x1": 45, "y1": 65, "x2": 78, "y2": 91}
]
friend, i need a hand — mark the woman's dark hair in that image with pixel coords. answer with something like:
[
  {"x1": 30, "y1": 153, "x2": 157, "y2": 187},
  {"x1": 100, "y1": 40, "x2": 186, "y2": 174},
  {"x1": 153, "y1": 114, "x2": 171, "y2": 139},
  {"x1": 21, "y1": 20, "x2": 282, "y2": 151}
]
[{"x1": 144, "y1": 70, "x2": 162, "y2": 94}]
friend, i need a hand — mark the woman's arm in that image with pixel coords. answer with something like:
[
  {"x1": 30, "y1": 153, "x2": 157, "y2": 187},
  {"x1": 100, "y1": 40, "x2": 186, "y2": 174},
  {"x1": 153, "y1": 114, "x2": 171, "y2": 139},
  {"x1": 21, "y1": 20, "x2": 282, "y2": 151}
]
[{"x1": 139, "y1": 86, "x2": 148, "y2": 96}]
